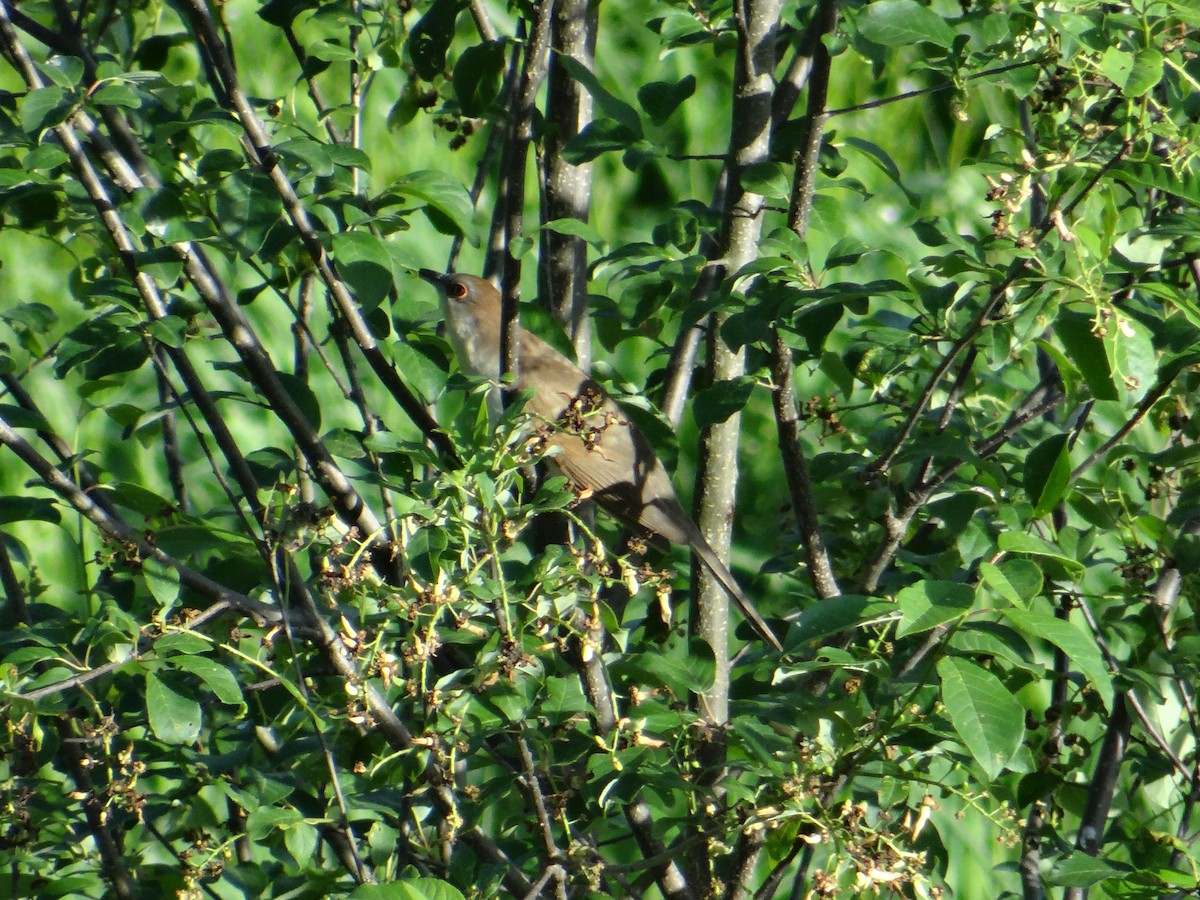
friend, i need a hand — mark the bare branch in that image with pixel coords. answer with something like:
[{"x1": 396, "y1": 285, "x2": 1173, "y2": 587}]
[{"x1": 499, "y1": 0, "x2": 556, "y2": 395}]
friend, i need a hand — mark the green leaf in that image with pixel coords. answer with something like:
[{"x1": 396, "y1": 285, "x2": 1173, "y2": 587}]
[
  {"x1": 349, "y1": 879, "x2": 467, "y2": 900},
  {"x1": 789, "y1": 595, "x2": 897, "y2": 646},
  {"x1": 392, "y1": 170, "x2": 474, "y2": 236},
  {"x1": 246, "y1": 806, "x2": 303, "y2": 842},
  {"x1": 937, "y1": 656, "x2": 1024, "y2": 780},
  {"x1": 636, "y1": 639, "x2": 715, "y2": 695},
  {"x1": 1113, "y1": 160, "x2": 1200, "y2": 208},
  {"x1": 276, "y1": 137, "x2": 335, "y2": 177},
  {"x1": 454, "y1": 41, "x2": 505, "y2": 117},
  {"x1": 857, "y1": 0, "x2": 957, "y2": 49},
  {"x1": 637, "y1": 75, "x2": 695, "y2": 125},
  {"x1": 0, "y1": 496, "x2": 60, "y2": 525},
  {"x1": 23, "y1": 144, "x2": 68, "y2": 171},
  {"x1": 997, "y1": 531, "x2": 1085, "y2": 580},
  {"x1": 305, "y1": 39, "x2": 358, "y2": 62},
  {"x1": 170, "y1": 655, "x2": 245, "y2": 707},
  {"x1": 978, "y1": 561, "x2": 1021, "y2": 606},
  {"x1": 561, "y1": 118, "x2": 641, "y2": 164},
  {"x1": 214, "y1": 170, "x2": 281, "y2": 257},
  {"x1": 542, "y1": 673, "x2": 589, "y2": 717},
  {"x1": 274, "y1": 372, "x2": 322, "y2": 432},
  {"x1": 843, "y1": 137, "x2": 919, "y2": 206},
  {"x1": 197, "y1": 147, "x2": 244, "y2": 178},
  {"x1": 738, "y1": 162, "x2": 791, "y2": 201},
  {"x1": 1045, "y1": 852, "x2": 1131, "y2": 887},
  {"x1": 982, "y1": 558, "x2": 1042, "y2": 606},
  {"x1": 998, "y1": 561, "x2": 1046, "y2": 602},
  {"x1": 1003, "y1": 609, "x2": 1113, "y2": 708},
  {"x1": 154, "y1": 633, "x2": 211, "y2": 655},
  {"x1": 692, "y1": 375, "x2": 756, "y2": 428},
  {"x1": 257, "y1": 0, "x2": 320, "y2": 26},
  {"x1": 387, "y1": 340, "x2": 448, "y2": 405},
  {"x1": 40, "y1": 56, "x2": 84, "y2": 88},
  {"x1": 142, "y1": 557, "x2": 180, "y2": 611},
  {"x1": 1099, "y1": 47, "x2": 1134, "y2": 88},
  {"x1": 541, "y1": 217, "x2": 605, "y2": 247},
  {"x1": 1124, "y1": 48, "x2": 1163, "y2": 97},
  {"x1": 1104, "y1": 311, "x2": 1157, "y2": 398},
  {"x1": 284, "y1": 820, "x2": 320, "y2": 868},
  {"x1": 1024, "y1": 433, "x2": 1072, "y2": 517},
  {"x1": 90, "y1": 82, "x2": 141, "y2": 109},
  {"x1": 1055, "y1": 311, "x2": 1118, "y2": 401},
  {"x1": 333, "y1": 231, "x2": 395, "y2": 308},
  {"x1": 895, "y1": 580, "x2": 973, "y2": 637},
  {"x1": 146, "y1": 670, "x2": 202, "y2": 744},
  {"x1": 410, "y1": 0, "x2": 463, "y2": 80},
  {"x1": 950, "y1": 621, "x2": 1035, "y2": 669},
  {"x1": 20, "y1": 86, "x2": 74, "y2": 133},
  {"x1": 556, "y1": 56, "x2": 642, "y2": 137}
]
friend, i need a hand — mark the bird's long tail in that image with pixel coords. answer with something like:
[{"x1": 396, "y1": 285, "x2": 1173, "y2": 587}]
[{"x1": 688, "y1": 534, "x2": 783, "y2": 652}]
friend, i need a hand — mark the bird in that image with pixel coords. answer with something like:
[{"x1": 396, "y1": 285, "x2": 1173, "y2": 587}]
[{"x1": 418, "y1": 269, "x2": 783, "y2": 653}]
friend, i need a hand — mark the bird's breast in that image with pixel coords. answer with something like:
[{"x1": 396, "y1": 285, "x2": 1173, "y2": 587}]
[{"x1": 444, "y1": 306, "x2": 501, "y2": 381}]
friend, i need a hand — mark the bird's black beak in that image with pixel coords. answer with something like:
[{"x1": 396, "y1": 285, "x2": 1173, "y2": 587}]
[{"x1": 418, "y1": 268, "x2": 451, "y2": 288}]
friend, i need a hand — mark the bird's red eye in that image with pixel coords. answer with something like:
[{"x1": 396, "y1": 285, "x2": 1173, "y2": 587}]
[{"x1": 448, "y1": 281, "x2": 468, "y2": 300}]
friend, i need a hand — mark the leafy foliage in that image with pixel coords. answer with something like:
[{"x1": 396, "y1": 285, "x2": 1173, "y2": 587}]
[{"x1": 1, "y1": 0, "x2": 1199, "y2": 898}]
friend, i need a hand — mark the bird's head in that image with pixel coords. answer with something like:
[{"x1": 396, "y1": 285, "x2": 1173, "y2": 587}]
[
  {"x1": 418, "y1": 269, "x2": 502, "y2": 376},
  {"x1": 418, "y1": 270, "x2": 498, "y2": 315}
]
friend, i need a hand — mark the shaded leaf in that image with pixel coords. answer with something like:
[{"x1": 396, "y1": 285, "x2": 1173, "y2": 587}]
[
  {"x1": 692, "y1": 375, "x2": 756, "y2": 428},
  {"x1": 556, "y1": 56, "x2": 642, "y2": 136},
  {"x1": 998, "y1": 531, "x2": 1085, "y2": 580},
  {"x1": 410, "y1": 0, "x2": 463, "y2": 80},
  {"x1": 146, "y1": 670, "x2": 202, "y2": 744},
  {"x1": 637, "y1": 75, "x2": 695, "y2": 125},
  {"x1": 333, "y1": 230, "x2": 395, "y2": 308},
  {"x1": 1055, "y1": 311, "x2": 1118, "y2": 401},
  {"x1": 170, "y1": 655, "x2": 245, "y2": 707},
  {"x1": 1045, "y1": 853, "x2": 1131, "y2": 888},
  {"x1": 20, "y1": 86, "x2": 74, "y2": 133},
  {"x1": 142, "y1": 557, "x2": 180, "y2": 611},
  {"x1": 1024, "y1": 433, "x2": 1072, "y2": 517},
  {"x1": 214, "y1": 170, "x2": 281, "y2": 257},
  {"x1": 392, "y1": 170, "x2": 474, "y2": 236},
  {"x1": 787, "y1": 595, "x2": 897, "y2": 646},
  {"x1": 562, "y1": 118, "x2": 641, "y2": 164},
  {"x1": 454, "y1": 41, "x2": 505, "y2": 117}
]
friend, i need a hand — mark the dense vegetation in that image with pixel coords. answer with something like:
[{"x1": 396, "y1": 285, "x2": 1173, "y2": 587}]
[{"x1": 1, "y1": 0, "x2": 1199, "y2": 897}]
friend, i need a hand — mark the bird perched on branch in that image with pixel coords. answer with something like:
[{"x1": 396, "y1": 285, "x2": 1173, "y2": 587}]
[{"x1": 418, "y1": 269, "x2": 783, "y2": 653}]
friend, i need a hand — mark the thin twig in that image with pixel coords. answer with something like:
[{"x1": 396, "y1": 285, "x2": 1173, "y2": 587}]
[
  {"x1": 824, "y1": 57, "x2": 1049, "y2": 119},
  {"x1": 773, "y1": 0, "x2": 841, "y2": 602}
]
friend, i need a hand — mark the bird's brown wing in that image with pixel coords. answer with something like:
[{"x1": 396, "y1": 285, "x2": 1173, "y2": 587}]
[
  {"x1": 518, "y1": 329, "x2": 783, "y2": 651},
  {"x1": 518, "y1": 330, "x2": 691, "y2": 546}
]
